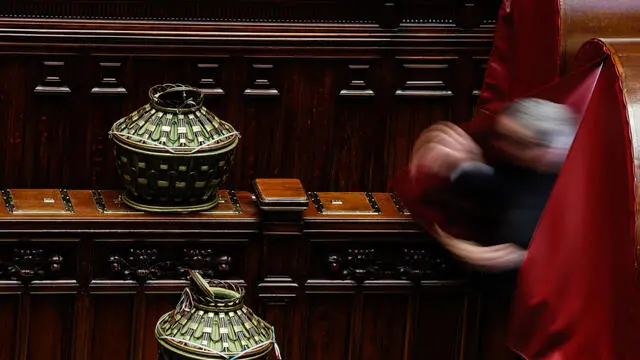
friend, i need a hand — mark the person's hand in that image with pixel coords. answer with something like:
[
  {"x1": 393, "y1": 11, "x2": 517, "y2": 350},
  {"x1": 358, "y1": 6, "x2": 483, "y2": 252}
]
[
  {"x1": 410, "y1": 122, "x2": 484, "y2": 178},
  {"x1": 432, "y1": 224, "x2": 526, "y2": 272}
]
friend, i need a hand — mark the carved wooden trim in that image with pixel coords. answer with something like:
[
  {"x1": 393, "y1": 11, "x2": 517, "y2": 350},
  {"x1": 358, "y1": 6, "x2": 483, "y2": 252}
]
[
  {"x1": 0, "y1": 19, "x2": 497, "y2": 52},
  {"x1": 87, "y1": 279, "x2": 248, "y2": 294},
  {"x1": 339, "y1": 64, "x2": 374, "y2": 97},
  {"x1": 325, "y1": 247, "x2": 454, "y2": 283},
  {"x1": 196, "y1": 62, "x2": 225, "y2": 96},
  {"x1": 0, "y1": 1, "x2": 501, "y2": 26},
  {"x1": 395, "y1": 63, "x2": 454, "y2": 97},
  {"x1": 257, "y1": 277, "x2": 299, "y2": 301},
  {"x1": 90, "y1": 61, "x2": 127, "y2": 95},
  {"x1": 106, "y1": 248, "x2": 235, "y2": 285},
  {"x1": 244, "y1": 63, "x2": 279, "y2": 97},
  {"x1": 472, "y1": 56, "x2": 489, "y2": 96},
  {"x1": 34, "y1": 61, "x2": 71, "y2": 95},
  {"x1": 0, "y1": 249, "x2": 64, "y2": 285}
]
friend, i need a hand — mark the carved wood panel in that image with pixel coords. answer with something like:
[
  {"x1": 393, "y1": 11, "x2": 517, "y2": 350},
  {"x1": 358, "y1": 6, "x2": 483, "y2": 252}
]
[
  {"x1": 0, "y1": 239, "x2": 76, "y2": 285},
  {"x1": 0, "y1": 1, "x2": 496, "y2": 192},
  {"x1": 0, "y1": 0, "x2": 501, "y2": 25},
  {"x1": 0, "y1": 185, "x2": 513, "y2": 360},
  {"x1": 310, "y1": 242, "x2": 458, "y2": 282},
  {"x1": 92, "y1": 240, "x2": 248, "y2": 283}
]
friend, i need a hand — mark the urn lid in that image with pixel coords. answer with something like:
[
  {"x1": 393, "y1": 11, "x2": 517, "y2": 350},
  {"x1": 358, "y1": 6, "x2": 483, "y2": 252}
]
[
  {"x1": 110, "y1": 84, "x2": 239, "y2": 154},
  {"x1": 155, "y1": 271, "x2": 280, "y2": 360}
]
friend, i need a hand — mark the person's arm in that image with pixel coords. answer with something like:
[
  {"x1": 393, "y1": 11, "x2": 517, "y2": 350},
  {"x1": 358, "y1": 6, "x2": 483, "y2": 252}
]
[{"x1": 433, "y1": 225, "x2": 526, "y2": 272}]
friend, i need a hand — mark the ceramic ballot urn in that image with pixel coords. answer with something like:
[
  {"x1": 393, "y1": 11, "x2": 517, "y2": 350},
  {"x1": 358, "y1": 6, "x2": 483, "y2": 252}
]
[{"x1": 109, "y1": 84, "x2": 239, "y2": 213}]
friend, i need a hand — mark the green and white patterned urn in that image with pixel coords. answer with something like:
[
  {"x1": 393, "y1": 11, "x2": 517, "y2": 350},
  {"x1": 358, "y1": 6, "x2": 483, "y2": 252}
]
[{"x1": 109, "y1": 84, "x2": 239, "y2": 213}]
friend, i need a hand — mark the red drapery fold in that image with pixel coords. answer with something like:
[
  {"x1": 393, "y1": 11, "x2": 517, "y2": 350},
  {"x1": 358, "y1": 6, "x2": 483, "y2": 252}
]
[
  {"x1": 473, "y1": 0, "x2": 562, "y2": 130},
  {"x1": 394, "y1": 34, "x2": 640, "y2": 359},
  {"x1": 508, "y1": 39, "x2": 640, "y2": 360}
]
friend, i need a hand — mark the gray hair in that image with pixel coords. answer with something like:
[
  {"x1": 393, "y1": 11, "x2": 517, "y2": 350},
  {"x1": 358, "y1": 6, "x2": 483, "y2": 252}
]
[{"x1": 502, "y1": 98, "x2": 577, "y2": 149}]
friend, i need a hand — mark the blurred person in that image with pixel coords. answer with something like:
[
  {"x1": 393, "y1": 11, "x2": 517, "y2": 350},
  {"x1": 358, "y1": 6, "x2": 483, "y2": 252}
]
[{"x1": 409, "y1": 98, "x2": 577, "y2": 272}]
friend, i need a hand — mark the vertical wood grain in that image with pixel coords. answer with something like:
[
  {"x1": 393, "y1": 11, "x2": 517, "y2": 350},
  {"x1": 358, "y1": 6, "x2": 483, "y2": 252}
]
[
  {"x1": 15, "y1": 293, "x2": 29, "y2": 360},
  {"x1": 131, "y1": 291, "x2": 146, "y2": 360},
  {"x1": 0, "y1": 295, "x2": 19, "y2": 360},
  {"x1": 357, "y1": 293, "x2": 409, "y2": 360},
  {"x1": 0, "y1": 58, "x2": 28, "y2": 189},
  {"x1": 73, "y1": 293, "x2": 90, "y2": 360},
  {"x1": 90, "y1": 295, "x2": 135, "y2": 360},
  {"x1": 140, "y1": 294, "x2": 180, "y2": 360},
  {"x1": 412, "y1": 288, "x2": 468, "y2": 360},
  {"x1": 304, "y1": 293, "x2": 353, "y2": 360},
  {"x1": 28, "y1": 295, "x2": 75, "y2": 360}
]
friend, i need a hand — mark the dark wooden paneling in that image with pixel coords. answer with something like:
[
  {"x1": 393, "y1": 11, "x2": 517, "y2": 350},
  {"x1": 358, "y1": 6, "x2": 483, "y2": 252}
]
[
  {"x1": 0, "y1": 187, "x2": 516, "y2": 360},
  {"x1": 0, "y1": 296, "x2": 18, "y2": 360},
  {"x1": 0, "y1": 0, "x2": 508, "y2": 358},
  {"x1": 304, "y1": 292, "x2": 353, "y2": 360},
  {"x1": 413, "y1": 288, "x2": 470, "y2": 360},
  {"x1": 90, "y1": 295, "x2": 135, "y2": 360},
  {"x1": 140, "y1": 294, "x2": 179, "y2": 360},
  {"x1": 359, "y1": 293, "x2": 410, "y2": 360},
  {"x1": 0, "y1": 0, "x2": 499, "y2": 192},
  {"x1": 28, "y1": 295, "x2": 75, "y2": 360},
  {"x1": 0, "y1": 52, "x2": 494, "y2": 192}
]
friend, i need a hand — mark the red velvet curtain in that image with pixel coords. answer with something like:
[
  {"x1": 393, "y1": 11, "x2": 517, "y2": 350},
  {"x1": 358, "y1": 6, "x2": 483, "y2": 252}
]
[
  {"x1": 506, "y1": 39, "x2": 640, "y2": 360},
  {"x1": 472, "y1": 0, "x2": 562, "y2": 132}
]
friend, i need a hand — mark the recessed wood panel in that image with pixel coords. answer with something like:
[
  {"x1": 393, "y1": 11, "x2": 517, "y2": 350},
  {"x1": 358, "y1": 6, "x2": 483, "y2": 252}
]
[
  {"x1": 0, "y1": 295, "x2": 18, "y2": 360},
  {"x1": 90, "y1": 295, "x2": 135, "y2": 360},
  {"x1": 304, "y1": 293, "x2": 353, "y2": 360},
  {"x1": 141, "y1": 294, "x2": 181, "y2": 360},
  {"x1": 259, "y1": 297, "x2": 297, "y2": 360},
  {"x1": 413, "y1": 289, "x2": 468, "y2": 360},
  {"x1": 28, "y1": 295, "x2": 75, "y2": 360},
  {"x1": 358, "y1": 294, "x2": 409, "y2": 360}
]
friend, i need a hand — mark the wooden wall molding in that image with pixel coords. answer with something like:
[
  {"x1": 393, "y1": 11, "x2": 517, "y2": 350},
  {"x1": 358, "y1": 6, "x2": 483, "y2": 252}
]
[
  {"x1": 0, "y1": 1, "x2": 497, "y2": 192},
  {"x1": 244, "y1": 63, "x2": 279, "y2": 97},
  {"x1": 0, "y1": 0, "x2": 500, "y2": 27},
  {"x1": 34, "y1": 60, "x2": 71, "y2": 95},
  {"x1": 90, "y1": 61, "x2": 127, "y2": 95}
]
